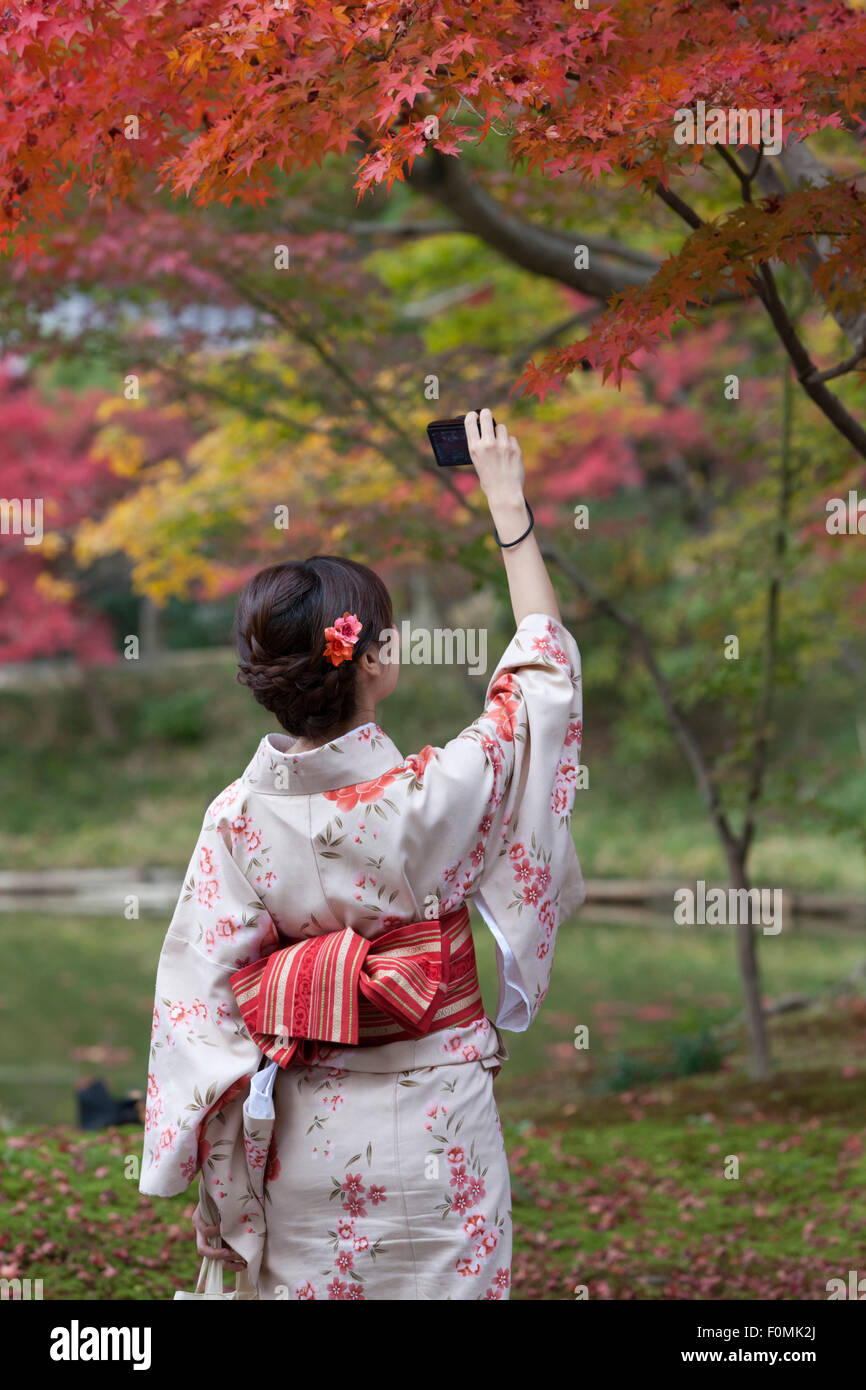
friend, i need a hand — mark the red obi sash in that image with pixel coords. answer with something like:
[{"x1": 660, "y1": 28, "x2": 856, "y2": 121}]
[{"x1": 229, "y1": 903, "x2": 485, "y2": 1069}]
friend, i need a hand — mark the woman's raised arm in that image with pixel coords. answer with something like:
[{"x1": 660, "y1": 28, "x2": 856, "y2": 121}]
[{"x1": 464, "y1": 408, "x2": 562, "y2": 627}]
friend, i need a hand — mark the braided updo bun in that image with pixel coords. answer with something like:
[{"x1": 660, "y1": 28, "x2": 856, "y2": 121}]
[{"x1": 235, "y1": 556, "x2": 394, "y2": 739}]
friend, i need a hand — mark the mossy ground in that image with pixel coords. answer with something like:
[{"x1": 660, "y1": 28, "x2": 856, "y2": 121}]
[{"x1": 2, "y1": 916, "x2": 863, "y2": 1301}]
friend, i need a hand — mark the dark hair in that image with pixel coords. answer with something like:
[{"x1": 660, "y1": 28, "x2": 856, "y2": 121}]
[{"x1": 234, "y1": 556, "x2": 394, "y2": 739}]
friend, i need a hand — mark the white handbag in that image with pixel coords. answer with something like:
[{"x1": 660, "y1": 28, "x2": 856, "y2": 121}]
[
  {"x1": 175, "y1": 1256, "x2": 259, "y2": 1301},
  {"x1": 175, "y1": 1175, "x2": 259, "y2": 1300}
]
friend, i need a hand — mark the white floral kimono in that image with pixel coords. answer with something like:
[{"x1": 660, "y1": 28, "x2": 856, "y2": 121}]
[{"x1": 140, "y1": 612, "x2": 584, "y2": 1300}]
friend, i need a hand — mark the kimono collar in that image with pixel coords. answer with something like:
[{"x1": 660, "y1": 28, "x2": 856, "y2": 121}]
[{"x1": 242, "y1": 722, "x2": 404, "y2": 796}]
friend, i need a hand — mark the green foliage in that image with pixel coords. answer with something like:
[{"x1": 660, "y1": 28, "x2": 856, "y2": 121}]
[
  {"x1": 671, "y1": 1028, "x2": 726, "y2": 1078},
  {"x1": 365, "y1": 231, "x2": 566, "y2": 361},
  {"x1": 136, "y1": 690, "x2": 210, "y2": 746},
  {"x1": 600, "y1": 1029, "x2": 726, "y2": 1093}
]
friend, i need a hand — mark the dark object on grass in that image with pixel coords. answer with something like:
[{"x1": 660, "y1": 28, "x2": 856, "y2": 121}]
[{"x1": 76, "y1": 1079, "x2": 145, "y2": 1130}]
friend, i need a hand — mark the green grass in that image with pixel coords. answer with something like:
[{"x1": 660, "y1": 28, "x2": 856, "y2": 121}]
[
  {"x1": 3, "y1": 1008, "x2": 865, "y2": 1300},
  {"x1": 506, "y1": 1061, "x2": 866, "y2": 1300},
  {"x1": 2, "y1": 912, "x2": 865, "y2": 1299}
]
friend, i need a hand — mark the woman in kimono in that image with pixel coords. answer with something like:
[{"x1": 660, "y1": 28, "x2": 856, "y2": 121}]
[{"x1": 140, "y1": 409, "x2": 584, "y2": 1300}]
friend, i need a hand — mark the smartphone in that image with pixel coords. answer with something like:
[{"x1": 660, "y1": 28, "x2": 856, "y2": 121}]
[{"x1": 427, "y1": 411, "x2": 496, "y2": 467}]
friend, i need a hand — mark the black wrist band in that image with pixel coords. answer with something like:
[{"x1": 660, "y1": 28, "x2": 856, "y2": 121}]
[{"x1": 493, "y1": 500, "x2": 534, "y2": 548}]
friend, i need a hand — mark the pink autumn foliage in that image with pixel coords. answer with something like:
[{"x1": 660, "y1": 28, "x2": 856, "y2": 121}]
[{"x1": 0, "y1": 361, "x2": 121, "y2": 663}]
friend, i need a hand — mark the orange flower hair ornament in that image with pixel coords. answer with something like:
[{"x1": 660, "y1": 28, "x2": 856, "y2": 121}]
[{"x1": 323, "y1": 612, "x2": 363, "y2": 667}]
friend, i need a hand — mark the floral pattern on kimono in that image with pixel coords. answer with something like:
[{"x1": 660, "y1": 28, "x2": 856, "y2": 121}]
[
  {"x1": 141, "y1": 811, "x2": 281, "y2": 1183},
  {"x1": 140, "y1": 611, "x2": 584, "y2": 1298},
  {"x1": 251, "y1": 1021, "x2": 513, "y2": 1301}
]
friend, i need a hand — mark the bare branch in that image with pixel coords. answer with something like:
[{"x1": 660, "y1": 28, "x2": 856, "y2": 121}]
[
  {"x1": 653, "y1": 180, "x2": 705, "y2": 231},
  {"x1": 799, "y1": 344, "x2": 866, "y2": 385},
  {"x1": 715, "y1": 143, "x2": 765, "y2": 203}
]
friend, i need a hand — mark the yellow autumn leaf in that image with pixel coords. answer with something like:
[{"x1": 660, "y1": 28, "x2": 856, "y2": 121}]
[
  {"x1": 34, "y1": 572, "x2": 76, "y2": 604},
  {"x1": 39, "y1": 531, "x2": 65, "y2": 559}
]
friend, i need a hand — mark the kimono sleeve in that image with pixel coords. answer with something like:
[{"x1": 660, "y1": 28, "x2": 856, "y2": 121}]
[
  {"x1": 139, "y1": 803, "x2": 280, "y2": 1198},
  {"x1": 399, "y1": 611, "x2": 585, "y2": 1032}
]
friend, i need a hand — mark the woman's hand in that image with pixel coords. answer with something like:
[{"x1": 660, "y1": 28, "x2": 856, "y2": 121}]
[
  {"x1": 464, "y1": 409, "x2": 526, "y2": 527},
  {"x1": 192, "y1": 1202, "x2": 247, "y2": 1272},
  {"x1": 464, "y1": 407, "x2": 562, "y2": 626}
]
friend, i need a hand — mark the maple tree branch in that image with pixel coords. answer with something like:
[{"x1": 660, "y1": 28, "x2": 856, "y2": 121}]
[
  {"x1": 655, "y1": 176, "x2": 866, "y2": 459},
  {"x1": 405, "y1": 147, "x2": 657, "y2": 299},
  {"x1": 317, "y1": 214, "x2": 660, "y2": 269},
  {"x1": 741, "y1": 137, "x2": 866, "y2": 355},
  {"x1": 779, "y1": 147, "x2": 866, "y2": 353},
  {"x1": 401, "y1": 147, "x2": 747, "y2": 308},
  {"x1": 745, "y1": 144, "x2": 765, "y2": 189},
  {"x1": 776, "y1": 160, "x2": 866, "y2": 352},
  {"x1": 799, "y1": 346, "x2": 866, "y2": 385},
  {"x1": 752, "y1": 261, "x2": 866, "y2": 458},
  {"x1": 558, "y1": 234, "x2": 659, "y2": 270},
  {"x1": 715, "y1": 143, "x2": 764, "y2": 203},
  {"x1": 653, "y1": 181, "x2": 705, "y2": 231}
]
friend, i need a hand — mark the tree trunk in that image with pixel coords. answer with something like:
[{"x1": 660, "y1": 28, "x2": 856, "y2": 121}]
[
  {"x1": 139, "y1": 595, "x2": 163, "y2": 664},
  {"x1": 725, "y1": 844, "x2": 772, "y2": 1081}
]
